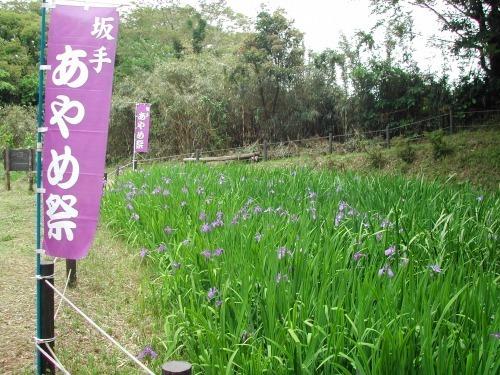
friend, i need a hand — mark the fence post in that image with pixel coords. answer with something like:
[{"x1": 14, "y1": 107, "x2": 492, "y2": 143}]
[
  {"x1": 385, "y1": 126, "x2": 390, "y2": 148},
  {"x1": 162, "y1": 361, "x2": 192, "y2": 375},
  {"x1": 449, "y1": 109, "x2": 453, "y2": 134},
  {"x1": 38, "y1": 259, "x2": 55, "y2": 375},
  {"x1": 133, "y1": 160, "x2": 138, "y2": 171},
  {"x1": 66, "y1": 259, "x2": 77, "y2": 289},
  {"x1": 195, "y1": 149, "x2": 200, "y2": 162},
  {"x1": 263, "y1": 140, "x2": 268, "y2": 161},
  {"x1": 328, "y1": 132, "x2": 333, "y2": 154}
]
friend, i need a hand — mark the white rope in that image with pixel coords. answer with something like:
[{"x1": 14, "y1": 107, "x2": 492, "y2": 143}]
[
  {"x1": 44, "y1": 280, "x2": 155, "y2": 375},
  {"x1": 54, "y1": 269, "x2": 71, "y2": 319},
  {"x1": 44, "y1": 342, "x2": 69, "y2": 374},
  {"x1": 35, "y1": 343, "x2": 71, "y2": 375}
]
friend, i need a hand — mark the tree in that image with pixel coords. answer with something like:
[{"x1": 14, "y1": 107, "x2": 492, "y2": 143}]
[
  {"x1": 239, "y1": 9, "x2": 304, "y2": 139},
  {"x1": 0, "y1": 1, "x2": 39, "y2": 105},
  {"x1": 372, "y1": 1, "x2": 500, "y2": 98}
]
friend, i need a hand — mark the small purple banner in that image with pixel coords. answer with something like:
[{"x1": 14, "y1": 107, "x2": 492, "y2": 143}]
[
  {"x1": 134, "y1": 103, "x2": 151, "y2": 153},
  {"x1": 42, "y1": 5, "x2": 119, "y2": 259}
]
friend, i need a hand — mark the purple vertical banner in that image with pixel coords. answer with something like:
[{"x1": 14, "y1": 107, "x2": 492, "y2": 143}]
[
  {"x1": 134, "y1": 103, "x2": 151, "y2": 153},
  {"x1": 42, "y1": 5, "x2": 119, "y2": 259}
]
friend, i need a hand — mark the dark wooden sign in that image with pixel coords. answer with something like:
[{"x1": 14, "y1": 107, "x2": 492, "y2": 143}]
[
  {"x1": 3, "y1": 148, "x2": 35, "y2": 191},
  {"x1": 3, "y1": 148, "x2": 35, "y2": 171}
]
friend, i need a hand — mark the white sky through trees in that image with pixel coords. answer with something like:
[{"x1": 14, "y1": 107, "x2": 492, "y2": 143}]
[
  {"x1": 182, "y1": 0, "x2": 467, "y2": 80},
  {"x1": 12, "y1": 0, "x2": 472, "y2": 80}
]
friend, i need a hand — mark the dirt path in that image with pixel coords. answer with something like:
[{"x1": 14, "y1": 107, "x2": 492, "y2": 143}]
[{"x1": 0, "y1": 177, "x2": 155, "y2": 374}]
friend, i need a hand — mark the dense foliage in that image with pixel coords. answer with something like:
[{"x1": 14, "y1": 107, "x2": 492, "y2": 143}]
[
  {"x1": 0, "y1": 1, "x2": 495, "y2": 158},
  {"x1": 103, "y1": 164, "x2": 499, "y2": 373}
]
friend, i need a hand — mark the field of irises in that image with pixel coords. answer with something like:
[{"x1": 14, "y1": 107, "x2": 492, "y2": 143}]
[{"x1": 103, "y1": 164, "x2": 499, "y2": 374}]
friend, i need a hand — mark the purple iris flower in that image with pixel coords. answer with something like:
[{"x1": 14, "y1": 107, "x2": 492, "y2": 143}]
[
  {"x1": 181, "y1": 186, "x2": 188, "y2": 194},
  {"x1": 376, "y1": 232, "x2": 383, "y2": 241},
  {"x1": 157, "y1": 244, "x2": 166, "y2": 252},
  {"x1": 131, "y1": 213, "x2": 140, "y2": 221},
  {"x1": 163, "y1": 226, "x2": 173, "y2": 235},
  {"x1": 199, "y1": 212, "x2": 207, "y2": 221},
  {"x1": 254, "y1": 206, "x2": 263, "y2": 214},
  {"x1": 137, "y1": 346, "x2": 157, "y2": 360},
  {"x1": 215, "y1": 299, "x2": 223, "y2": 307},
  {"x1": 277, "y1": 247, "x2": 289, "y2": 259},
  {"x1": 335, "y1": 212, "x2": 344, "y2": 226},
  {"x1": 196, "y1": 186, "x2": 205, "y2": 195},
  {"x1": 490, "y1": 333, "x2": 500, "y2": 339},
  {"x1": 139, "y1": 248, "x2": 148, "y2": 258},
  {"x1": 162, "y1": 189, "x2": 170, "y2": 196},
  {"x1": 255, "y1": 233, "x2": 262, "y2": 242},
  {"x1": 381, "y1": 219, "x2": 392, "y2": 228},
  {"x1": 212, "y1": 219, "x2": 224, "y2": 228},
  {"x1": 201, "y1": 250, "x2": 212, "y2": 259},
  {"x1": 353, "y1": 251, "x2": 365, "y2": 261},
  {"x1": 171, "y1": 261, "x2": 181, "y2": 270},
  {"x1": 378, "y1": 265, "x2": 394, "y2": 278},
  {"x1": 477, "y1": 195, "x2": 484, "y2": 202},
  {"x1": 213, "y1": 248, "x2": 224, "y2": 256},
  {"x1": 385, "y1": 245, "x2": 396, "y2": 257},
  {"x1": 338, "y1": 201, "x2": 347, "y2": 212},
  {"x1": 152, "y1": 187, "x2": 161, "y2": 195},
  {"x1": 126, "y1": 203, "x2": 134, "y2": 211},
  {"x1": 207, "y1": 287, "x2": 218, "y2": 300},
  {"x1": 201, "y1": 223, "x2": 212, "y2": 233},
  {"x1": 429, "y1": 264, "x2": 442, "y2": 273}
]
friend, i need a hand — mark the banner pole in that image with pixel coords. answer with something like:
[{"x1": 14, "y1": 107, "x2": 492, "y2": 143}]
[{"x1": 35, "y1": 1, "x2": 47, "y2": 374}]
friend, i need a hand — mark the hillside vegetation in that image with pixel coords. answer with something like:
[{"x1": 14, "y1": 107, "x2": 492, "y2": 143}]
[{"x1": 264, "y1": 129, "x2": 500, "y2": 191}]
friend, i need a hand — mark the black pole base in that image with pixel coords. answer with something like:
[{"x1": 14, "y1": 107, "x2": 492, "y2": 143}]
[{"x1": 38, "y1": 259, "x2": 55, "y2": 375}]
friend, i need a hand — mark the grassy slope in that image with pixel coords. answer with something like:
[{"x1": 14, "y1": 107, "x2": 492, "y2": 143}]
[{"x1": 266, "y1": 129, "x2": 500, "y2": 191}]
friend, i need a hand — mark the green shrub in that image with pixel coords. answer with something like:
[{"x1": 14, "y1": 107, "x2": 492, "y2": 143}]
[
  {"x1": 366, "y1": 145, "x2": 386, "y2": 169},
  {"x1": 427, "y1": 130, "x2": 453, "y2": 159},
  {"x1": 398, "y1": 141, "x2": 416, "y2": 164}
]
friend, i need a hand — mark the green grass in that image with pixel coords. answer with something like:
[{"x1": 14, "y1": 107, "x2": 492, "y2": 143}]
[{"x1": 103, "y1": 163, "x2": 499, "y2": 374}]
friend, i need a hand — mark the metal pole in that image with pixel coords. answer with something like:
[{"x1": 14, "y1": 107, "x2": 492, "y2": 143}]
[
  {"x1": 66, "y1": 259, "x2": 77, "y2": 288},
  {"x1": 195, "y1": 149, "x2": 200, "y2": 161},
  {"x1": 35, "y1": 2, "x2": 47, "y2": 374},
  {"x1": 263, "y1": 140, "x2": 268, "y2": 161},
  {"x1": 39, "y1": 259, "x2": 55, "y2": 375},
  {"x1": 328, "y1": 133, "x2": 333, "y2": 154},
  {"x1": 5, "y1": 148, "x2": 10, "y2": 191},
  {"x1": 162, "y1": 361, "x2": 192, "y2": 375}
]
